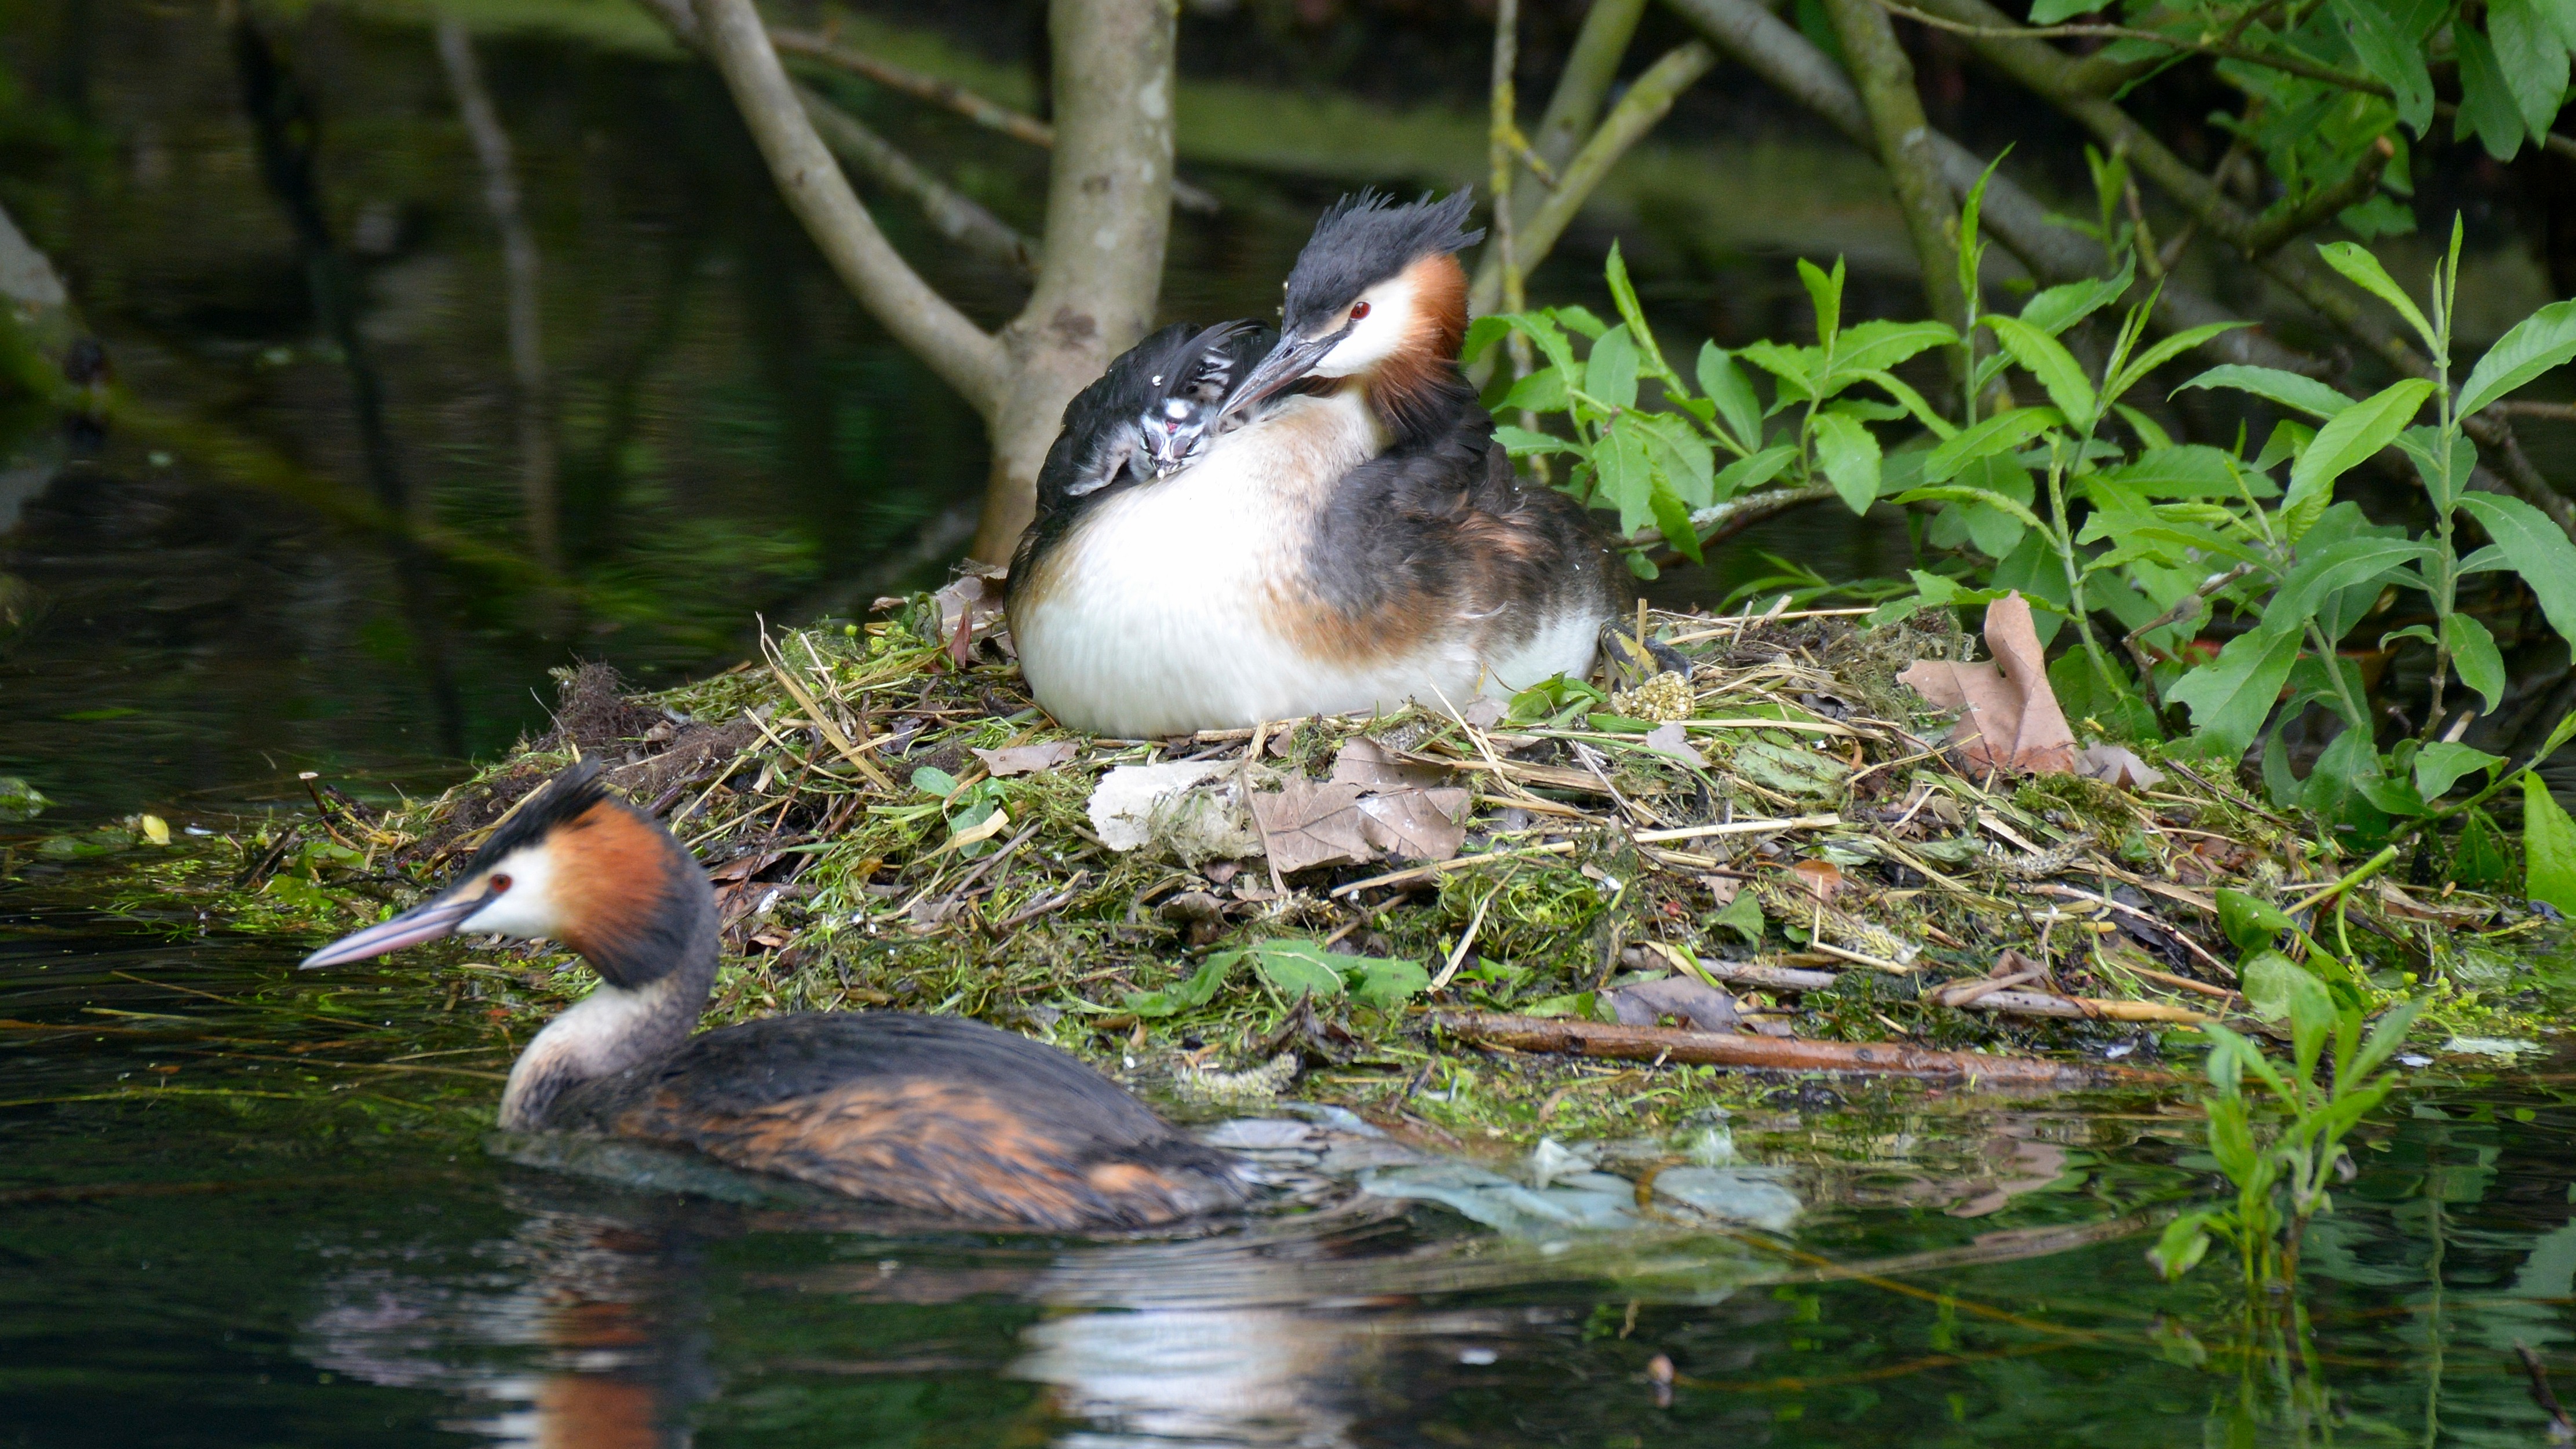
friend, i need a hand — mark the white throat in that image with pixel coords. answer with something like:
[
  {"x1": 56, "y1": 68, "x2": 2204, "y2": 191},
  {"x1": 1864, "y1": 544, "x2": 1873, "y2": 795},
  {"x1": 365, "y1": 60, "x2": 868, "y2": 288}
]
[{"x1": 498, "y1": 972, "x2": 696, "y2": 1130}]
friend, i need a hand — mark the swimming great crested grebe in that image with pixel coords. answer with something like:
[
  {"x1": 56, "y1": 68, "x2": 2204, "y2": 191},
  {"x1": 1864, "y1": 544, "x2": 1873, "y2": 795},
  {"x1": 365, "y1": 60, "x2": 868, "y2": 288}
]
[
  {"x1": 1009, "y1": 190, "x2": 1627, "y2": 740},
  {"x1": 301, "y1": 762, "x2": 1249, "y2": 1229}
]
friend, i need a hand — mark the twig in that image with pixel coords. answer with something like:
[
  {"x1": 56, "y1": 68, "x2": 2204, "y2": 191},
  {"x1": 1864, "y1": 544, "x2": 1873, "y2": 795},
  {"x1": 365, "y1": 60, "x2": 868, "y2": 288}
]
[
  {"x1": 767, "y1": 28, "x2": 1220, "y2": 214},
  {"x1": 1467, "y1": 40, "x2": 1714, "y2": 317},
  {"x1": 1633, "y1": 813, "x2": 1844, "y2": 844},
  {"x1": 2517, "y1": 1343, "x2": 2576, "y2": 1444},
  {"x1": 2500, "y1": 401, "x2": 2576, "y2": 424},
  {"x1": 685, "y1": 0, "x2": 1008, "y2": 408},
  {"x1": 1431, "y1": 887, "x2": 1499, "y2": 991},
  {"x1": 796, "y1": 84, "x2": 1039, "y2": 275},
  {"x1": 1922, "y1": 984, "x2": 2214, "y2": 1023},
  {"x1": 1824, "y1": 0, "x2": 1968, "y2": 336},
  {"x1": 1330, "y1": 840, "x2": 1579, "y2": 897},
  {"x1": 2240, "y1": 137, "x2": 2393, "y2": 259},
  {"x1": 1428, "y1": 1010, "x2": 2159, "y2": 1083},
  {"x1": 1470, "y1": 0, "x2": 1649, "y2": 315}
]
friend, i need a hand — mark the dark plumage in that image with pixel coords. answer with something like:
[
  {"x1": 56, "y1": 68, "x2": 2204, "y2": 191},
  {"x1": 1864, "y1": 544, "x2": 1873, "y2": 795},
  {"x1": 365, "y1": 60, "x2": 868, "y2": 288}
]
[
  {"x1": 1035, "y1": 319, "x2": 1276, "y2": 511},
  {"x1": 1279, "y1": 189, "x2": 1484, "y2": 338},
  {"x1": 300, "y1": 764, "x2": 1250, "y2": 1229}
]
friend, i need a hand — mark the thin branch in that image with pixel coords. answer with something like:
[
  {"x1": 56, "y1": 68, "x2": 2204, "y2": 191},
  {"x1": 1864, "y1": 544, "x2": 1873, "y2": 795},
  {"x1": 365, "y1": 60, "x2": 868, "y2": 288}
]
[
  {"x1": 1636, "y1": 480, "x2": 1844, "y2": 561},
  {"x1": 2499, "y1": 400, "x2": 2576, "y2": 423},
  {"x1": 797, "y1": 83, "x2": 1039, "y2": 275},
  {"x1": 1470, "y1": 40, "x2": 1716, "y2": 317},
  {"x1": 1488, "y1": 0, "x2": 1525, "y2": 316},
  {"x1": 1470, "y1": 0, "x2": 1654, "y2": 316},
  {"x1": 1874, "y1": 0, "x2": 2399, "y2": 98},
  {"x1": 2239, "y1": 134, "x2": 2392, "y2": 258},
  {"x1": 1823, "y1": 0, "x2": 1968, "y2": 348},
  {"x1": 1665, "y1": 0, "x2": 2323, "y2": 377},
  {"x1": 681, "y1": 0, "x2": 1006, "y2": 414},
  {"x1": 768, "y1": 27, "x2": 1221, "y2": 214}
]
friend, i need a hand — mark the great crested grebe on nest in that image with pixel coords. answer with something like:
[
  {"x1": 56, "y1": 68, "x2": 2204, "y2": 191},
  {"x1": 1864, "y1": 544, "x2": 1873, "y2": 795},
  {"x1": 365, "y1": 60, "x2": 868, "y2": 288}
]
[
  {"x1": 1008, "y1": 190, "x2": 1628, "y2": 740},
  {"x1": 301, "y1": 762, "x2": 1249, "y2": 1229}
]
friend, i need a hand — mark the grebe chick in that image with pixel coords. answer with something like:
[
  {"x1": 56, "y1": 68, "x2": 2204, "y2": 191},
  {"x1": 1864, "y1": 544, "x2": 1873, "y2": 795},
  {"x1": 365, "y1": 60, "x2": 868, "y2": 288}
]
[
  {"x1": 1009, "y1": 190, "x2": 1627, "y2": 740},
  {"x1": 301, "y1": 762, "x2": 1249, "y2": 1229},
  {"x1": 1050, "y1": 320, "x2": 1276, "y2": 502}
]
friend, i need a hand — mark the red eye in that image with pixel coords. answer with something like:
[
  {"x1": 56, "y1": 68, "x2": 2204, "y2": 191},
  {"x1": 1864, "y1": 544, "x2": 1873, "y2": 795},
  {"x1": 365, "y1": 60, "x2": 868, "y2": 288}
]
[
  {"x1": 1349, "y1": 301, "x2": 1371, "y2": 321},
  {"x1": 488, "y1": 874, "x2": 513, "y2": 893}
]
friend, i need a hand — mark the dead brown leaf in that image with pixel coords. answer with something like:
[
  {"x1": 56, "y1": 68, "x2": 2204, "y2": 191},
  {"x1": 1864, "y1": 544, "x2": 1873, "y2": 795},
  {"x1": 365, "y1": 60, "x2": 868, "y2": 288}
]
[
  {"x1": 1329, "y1": 738, "x2": 1450, "y2": 792},
  {"x1": 1606, "y1": 975, "x2": 1738, "y2": 1032},
  {"x1": 971, "y1": 740, "x2": 1079, "y2": 778},
  {"x1": 1641, "y1": 721, "x2": 1705, "y2": 768},
  {"x1": 1789, "y1": 858, "x2": 1843, "y2": 901},
  {"x1": 1896, "y1": 592, "x2": 2077, "y2": 775},
  {"x1": 1355, "y1": 786, "x2": 1471, "y2": 860},
  {"x1": 1247, "y1": 779, "x2": 1374, "y2": 874},
  {"x1": 931, "y1": 563, "x2": 1008, "y2": 667},
  {"x1": 2075, "y1": 743, "x2": 2165, "y2": 790}
]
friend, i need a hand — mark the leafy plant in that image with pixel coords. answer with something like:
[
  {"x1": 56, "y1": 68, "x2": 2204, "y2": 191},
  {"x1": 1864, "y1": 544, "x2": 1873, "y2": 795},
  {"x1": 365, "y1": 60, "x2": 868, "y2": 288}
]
[{"x1": 2150, "y1": 984, "x2": 2423, "y2": 1288}]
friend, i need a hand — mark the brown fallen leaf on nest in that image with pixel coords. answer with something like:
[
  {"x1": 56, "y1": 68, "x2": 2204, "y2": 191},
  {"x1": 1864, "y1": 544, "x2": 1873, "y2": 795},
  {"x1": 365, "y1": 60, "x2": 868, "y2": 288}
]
[
  {"x1": 924, "y1": 562, "x2": 1009, "y2": 667},
  {"x1": 1788, "y1": 858, "x2": 1842, "y2": 901},
  {"x1": 970, "y1": 740, "x2": 1079, "y2": 777},
  {"x1": 1247, "y1": 747, "x2": 1473, "y2": 874},
  {"x1": 1897, "y1": 592, "x2": 2076, "y2": 776}
]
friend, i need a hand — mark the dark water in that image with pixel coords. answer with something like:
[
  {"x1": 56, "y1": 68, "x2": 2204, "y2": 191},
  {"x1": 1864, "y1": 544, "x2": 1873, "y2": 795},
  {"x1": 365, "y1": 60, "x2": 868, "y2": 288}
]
[
  {"x1": 9, "y1": 866, "x2": 2576, "y2": 1446},
  {"x1": 7, "y1": 3, "x2": 2576, "y2": 1445}
]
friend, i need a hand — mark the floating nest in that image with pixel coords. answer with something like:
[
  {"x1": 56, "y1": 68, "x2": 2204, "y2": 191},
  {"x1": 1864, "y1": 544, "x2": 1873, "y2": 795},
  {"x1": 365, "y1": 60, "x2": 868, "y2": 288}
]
[{"x1": 157, "y1": 593, "x2": 2568, "y2": 1133}]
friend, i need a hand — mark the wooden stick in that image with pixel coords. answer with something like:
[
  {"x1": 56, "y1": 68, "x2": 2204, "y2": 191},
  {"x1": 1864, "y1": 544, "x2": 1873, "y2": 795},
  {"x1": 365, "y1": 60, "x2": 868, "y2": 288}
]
[
  {"x1": 1330, "y1": 841, "x2": 1578, "y2": 897},
  {"x1": 1427, "y1": 1011, "x2": 2161, "y2": 1084},
  {"x1": 1633, "y1": 813, "x2": 1841, "y2": 844},
  {"x1": 1923, "y1": 986, "x2": 2213, "y2": 1024}
]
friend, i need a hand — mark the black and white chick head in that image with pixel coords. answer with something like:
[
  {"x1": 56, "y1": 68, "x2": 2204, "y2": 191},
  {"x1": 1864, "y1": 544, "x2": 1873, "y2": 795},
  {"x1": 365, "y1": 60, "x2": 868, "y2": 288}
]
[{"x1": 1038, "y1": 320, "x2": 1269, "y2": 506}]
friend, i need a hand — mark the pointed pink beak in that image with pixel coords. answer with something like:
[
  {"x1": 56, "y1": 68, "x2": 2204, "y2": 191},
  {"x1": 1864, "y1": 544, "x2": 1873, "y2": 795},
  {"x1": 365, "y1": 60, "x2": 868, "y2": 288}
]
[{"x1": 300, "y1": 882, "x2": 501, "y2": 969}]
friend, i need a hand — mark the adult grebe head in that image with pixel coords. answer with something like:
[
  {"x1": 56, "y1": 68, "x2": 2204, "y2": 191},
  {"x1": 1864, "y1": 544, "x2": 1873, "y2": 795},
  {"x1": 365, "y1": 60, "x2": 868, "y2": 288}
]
[
  {"x1": 299, "y1": 760, "x2": 706, "y2": 986},
  {"x1": 301, "y1": 761, "x2": 718, "y2": 1129},
  {"x1": 1222, "y1": 189, "x2": 1483, "y2": 440}
]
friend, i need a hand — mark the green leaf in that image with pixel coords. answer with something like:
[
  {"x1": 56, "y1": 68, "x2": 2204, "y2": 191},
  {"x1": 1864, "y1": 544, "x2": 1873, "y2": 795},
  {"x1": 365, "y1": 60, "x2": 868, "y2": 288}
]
[
  {"x1": 1713, "y1": 444, "x2": 1798, "y2": 500},
  {"x1": 1830, "y1": 319, "x2": 1959, "y2": 377},
  {"x1": 1602, "y1": 241, "x2": 1672, "y2": 383},
  {"x1": 1697, "y1": 342, "x2": 1765, "y2": 451},
  {"x1": 1812, "y1": 411, "x2": 1882, "y2": 515},
  {"x1": 1498, "y1": 366, "x2": 1570, "y2": 414},
  {"x1": 2316, "y1": 242, "x2": 2436, "y2": 351},
  {"x1": 1588, "y1": 325, "x2": 1640, "y2": 411},
  {"x1": 2526, "y1": 772, "x2": 2576, "y2": 912},
  {"x1": 2096, "y1": 444, "x2": 2269, "y2": 498},
  {"x1": 1493, "y1": 424, "x2": 1575, "y2": 457},
  {"x1": 1554, "y1": 305, "x2": 1609, "y2": 340},
  {"x1": 1799, "y1": 256, "x2": 1844, "y2": 355},
  {"x1": 1462, "y1": 314, "x2": 1513, "y2": 366},
  {"x1": 2030, "y1": 0, "x2": 2101, "y2": 21},
  {"x1": 2240, "y1": 950, "x2": 2324, "y2": 1021},
  {"x1": 1651, "y1": 476, "x2": 1704, "y2": 564},
  {"x1": 2458, "y1": 493, "x2": 2576, "y2": 648},
  {"x1": 2107, "y1": 322, "x2": 2252, "y2": 406},
  {"x1": 1895, "y1": 484, "x2": 2048, "y2": 534},
  {"x1": 2455, "y1": 806, "x2": 2519, "y2": 890},
  {"x1": 2018, "y1": 258, "x2": 2134, "y2": 337},
  {"x1": 2049, "y1": 648, "x2": 2162, "y2": 741},
  {"x1": 2458, "y1": 299, "x2": 2576, "y2": 417},
  {"x1": 2414, "y1": 739, "x2": 2504, "y2": 801},
  {"x1": 1922, "y1": 407, "x2": 2060, "y2": 483},
  {"x1": 1245, "y1": 939, "x2": 1348, "y2": 1002},
  {"x1": 2444, "y1": 612, "x2": 2508, "y2": 715},
  {"x1": 2398, "y1": 424, "x2": 2476, "y2": 513},
  {"x1": 1595, "y1": 417, "x2": 1658, "y2": 535},
  {"x1": 2546, "y1": 0, "x2": 2576, "y2": 51},
  {"x1": 2169, "y1": 628, "x2": 2303, "y2": 761},
  {"x1": 2348, "y1": 997, "x2": 2427, "y2": 1083},
  {"x1": 2330, "y1": 0, "x2": 2435, "y2": 134},
  {"x1": 1344, "y1": 953, "x2": 1431, "y2": 1008},
  {"x1": 2217, "y1": 889, "x2": 2297, "y2": 954},
  {"x1": 2176, "y1": 364, "x2": 2353, "y2": 419},
  {"x1": 2148, "y1": 1210, "x2": 2216, "y2": 1282},
  {"x1": 2267, "y1": 535, "x2": 2432, "y2": 641},
  {"x1": 1711, "y1": 888, "x2": 1765, "y2": 943},
  {"x1": 2284, "y1": 379, "x2": 2436, "y2": 520},
  {"x1": 1987, "y1": 316, "x2": 2099, "y2": 426},
  {"x1": 2489, "y1": 0, "x2": 2571, "y2": 140},
  {"x1": 2455, "y1": 25, "x2": 2529, "y2": 160},
  {"x1": 1123, "y1": 953, "x2": 1236, "y2": 1016},
  {"x1": 911, "y1": 765, "x2": 959, "y2": 798},
  {"x1": 1638, "y1": 412, "x2": 1718, "y2": 507}
]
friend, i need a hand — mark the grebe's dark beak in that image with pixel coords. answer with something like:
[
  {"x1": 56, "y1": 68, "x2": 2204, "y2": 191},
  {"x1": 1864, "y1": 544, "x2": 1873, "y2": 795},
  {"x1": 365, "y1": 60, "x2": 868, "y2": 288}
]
[
  {"x1": 1216, "y1": 326, "x2": 1344, "y2": 424},
  {"x1": 299, "y1": 880, "x2": 502, "y2": 969}
]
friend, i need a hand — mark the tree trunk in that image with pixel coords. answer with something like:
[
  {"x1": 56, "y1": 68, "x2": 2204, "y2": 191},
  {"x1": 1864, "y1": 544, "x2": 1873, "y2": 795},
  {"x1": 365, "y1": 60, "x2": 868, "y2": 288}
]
[
  {"x1": 688, "y1": 0, "x2": 1174, "y2": 570},
  {"x1": 971, "y1": 0, "x2": 1177, "y2": 563}
]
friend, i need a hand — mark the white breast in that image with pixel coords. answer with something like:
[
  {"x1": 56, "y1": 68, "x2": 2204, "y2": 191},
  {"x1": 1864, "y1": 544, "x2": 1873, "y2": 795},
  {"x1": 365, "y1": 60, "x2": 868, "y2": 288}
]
[{"x1": 1013, "y1": 390, "x2": 1502, "y2": 738}]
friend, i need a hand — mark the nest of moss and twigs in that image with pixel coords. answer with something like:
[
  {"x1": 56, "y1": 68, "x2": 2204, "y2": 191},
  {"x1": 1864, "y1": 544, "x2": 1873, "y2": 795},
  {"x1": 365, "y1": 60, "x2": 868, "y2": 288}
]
[{"x1": 154, "y1": 592, "x2": 2574, "y2": 1136}]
